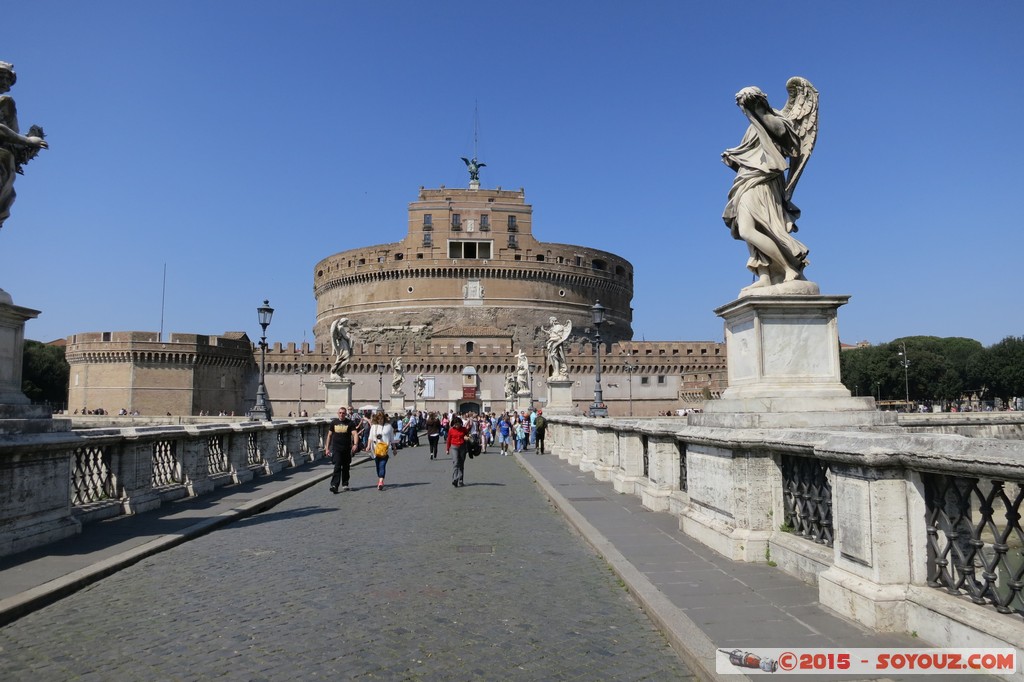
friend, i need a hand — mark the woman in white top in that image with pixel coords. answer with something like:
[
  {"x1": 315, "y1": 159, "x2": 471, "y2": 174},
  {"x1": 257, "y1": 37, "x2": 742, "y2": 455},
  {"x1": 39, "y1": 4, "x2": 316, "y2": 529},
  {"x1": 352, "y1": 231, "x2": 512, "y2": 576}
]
[{"x1": 369, "y1": 411, "x2": 396, "y2": 490}]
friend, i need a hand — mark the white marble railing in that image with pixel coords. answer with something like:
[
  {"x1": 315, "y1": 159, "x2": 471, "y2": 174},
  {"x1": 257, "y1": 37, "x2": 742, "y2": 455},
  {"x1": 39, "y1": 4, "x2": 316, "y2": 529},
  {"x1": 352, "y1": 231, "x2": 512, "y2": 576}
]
[
  {"x1": 545, "y1": 415, "x2": 1024, "y2": 658},
  {"x1": 0, "y1": 419, "x2": 329, "y2": 557}
]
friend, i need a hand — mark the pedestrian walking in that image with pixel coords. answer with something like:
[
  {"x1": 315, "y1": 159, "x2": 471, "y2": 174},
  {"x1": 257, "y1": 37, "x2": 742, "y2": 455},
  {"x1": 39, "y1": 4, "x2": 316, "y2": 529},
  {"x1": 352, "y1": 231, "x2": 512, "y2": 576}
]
[
  {"x1": 534, "y1": 409, "x2": 548, "y2": 454},
  {"x1": 446, "y1": 415, "x2": 470, "y2": 487},
  {"x1": 497, "y1": 414, "x2": 511, "y2": 455},
  {"x1": 369, "y1": 410, "x2": 396, "y2": 491},
  {"x1": 326, "y1": 407, "x2": 358, "y2": 493},
  {"x1": 425, "y1": 412, "x2": 441, "y2": 459}
]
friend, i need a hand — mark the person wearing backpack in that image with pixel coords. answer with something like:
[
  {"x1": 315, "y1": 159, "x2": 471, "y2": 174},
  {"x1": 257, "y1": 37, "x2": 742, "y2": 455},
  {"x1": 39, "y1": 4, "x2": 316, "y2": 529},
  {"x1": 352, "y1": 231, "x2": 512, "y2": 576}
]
[
  {"x1": 534, "y1": 409, "x2": 548, "y2": 454},
  {"x1": 369, "y1": 410, "x2": 396, "y2": 491}
]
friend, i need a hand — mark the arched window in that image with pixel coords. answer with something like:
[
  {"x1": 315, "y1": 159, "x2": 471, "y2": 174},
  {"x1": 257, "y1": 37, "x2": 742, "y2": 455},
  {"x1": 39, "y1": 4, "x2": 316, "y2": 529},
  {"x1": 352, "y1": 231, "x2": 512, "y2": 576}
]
[{"x1": 466, "y1": 341, "x2": 475, "y2": 353}]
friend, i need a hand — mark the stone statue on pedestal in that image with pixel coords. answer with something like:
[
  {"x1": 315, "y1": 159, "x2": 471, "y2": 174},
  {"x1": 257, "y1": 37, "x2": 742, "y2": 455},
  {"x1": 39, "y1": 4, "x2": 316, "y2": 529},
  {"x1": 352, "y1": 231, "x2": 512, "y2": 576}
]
[
  {"x1": 515, "y1": 349, "x2": 531, "y2": 394},
  {"x1": 543, "y1": 317, "x2": 571, "y2": 379},
  {"x1": 721, "y1": 77, "x2": 819, "y2": 295},
  {"x1": 329, "y1": 317, "x2": 353, "y2": 380},
  {"x1": 414, "y1": 373, "x2": 426, "y2": 398},
  {"x1": 504, "y1": 372, "x2": 517, "y2": 402},
  {"x1": 0, "y1": 61, "x2": 48, "y2": 233},
  {"x1": 391, "y1": 357, "x2": 405, "y2": 394}
]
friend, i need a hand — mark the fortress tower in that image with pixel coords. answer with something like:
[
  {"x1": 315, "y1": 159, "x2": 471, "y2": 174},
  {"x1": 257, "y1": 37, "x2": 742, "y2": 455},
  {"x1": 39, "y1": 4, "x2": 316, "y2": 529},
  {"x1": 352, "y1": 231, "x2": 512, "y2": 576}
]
[{"x1": 313, "y1": 185, "x2": 634, "y2": 353}]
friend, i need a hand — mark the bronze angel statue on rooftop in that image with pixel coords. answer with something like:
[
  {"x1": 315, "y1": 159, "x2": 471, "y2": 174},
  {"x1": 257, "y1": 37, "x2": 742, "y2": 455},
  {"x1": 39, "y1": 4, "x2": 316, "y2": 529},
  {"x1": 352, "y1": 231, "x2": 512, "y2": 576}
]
[
  {"x1": 721, "y1": 77, "x2": 819, "y2": 294},
  {"x1": 461, "y1": 156, "x2": 485, "y2": 182}
]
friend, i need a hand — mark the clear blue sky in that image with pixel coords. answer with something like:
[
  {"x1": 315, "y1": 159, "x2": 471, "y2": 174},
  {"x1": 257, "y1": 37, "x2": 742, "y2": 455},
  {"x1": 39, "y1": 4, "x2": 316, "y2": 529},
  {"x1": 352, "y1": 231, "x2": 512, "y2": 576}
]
[{"x1": 2, "y1": 1, "x2": 1021, "y2": 348}]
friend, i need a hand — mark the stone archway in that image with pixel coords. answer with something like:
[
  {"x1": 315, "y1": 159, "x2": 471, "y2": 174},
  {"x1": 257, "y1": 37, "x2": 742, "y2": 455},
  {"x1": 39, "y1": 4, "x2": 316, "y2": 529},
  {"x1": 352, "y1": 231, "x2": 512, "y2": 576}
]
[{"x1": 457, "y1": 400, "x2": 481, "y2": 415}]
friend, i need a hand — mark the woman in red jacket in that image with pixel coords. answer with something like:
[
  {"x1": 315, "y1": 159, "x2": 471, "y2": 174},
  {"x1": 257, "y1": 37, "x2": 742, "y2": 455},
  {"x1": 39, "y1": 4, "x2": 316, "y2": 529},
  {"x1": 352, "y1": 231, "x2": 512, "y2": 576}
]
[{"x1": 446, "y1": 415, "x2": 470, "y2": 488}]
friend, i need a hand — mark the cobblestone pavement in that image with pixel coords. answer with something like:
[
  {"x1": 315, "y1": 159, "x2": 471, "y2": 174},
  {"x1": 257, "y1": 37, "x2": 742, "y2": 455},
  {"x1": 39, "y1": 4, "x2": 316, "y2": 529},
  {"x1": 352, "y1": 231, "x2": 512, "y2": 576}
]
[{"x1": 0, "y1": 444, "x2": 695, "y2": 681}]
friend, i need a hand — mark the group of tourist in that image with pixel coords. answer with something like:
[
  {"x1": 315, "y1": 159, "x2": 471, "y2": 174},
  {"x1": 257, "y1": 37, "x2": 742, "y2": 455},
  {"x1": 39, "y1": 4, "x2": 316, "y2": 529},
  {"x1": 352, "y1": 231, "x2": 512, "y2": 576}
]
[{"x1": 324, "y1": 406, "x2": 549, "y2": 494}]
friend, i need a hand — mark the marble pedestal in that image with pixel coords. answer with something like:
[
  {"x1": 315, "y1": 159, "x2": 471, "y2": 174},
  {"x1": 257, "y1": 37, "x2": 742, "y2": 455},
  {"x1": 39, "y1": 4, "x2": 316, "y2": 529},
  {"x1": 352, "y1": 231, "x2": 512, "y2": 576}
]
[
  {"x1": 694, "y1": 293, "x2": 889, "y2": 429},
  {"x1": 0, "y1": 290, "x2": 38, "y2": 408},
  {"x1": 320, "y1": 379, "x2": 353, "y2": 416},
  {"x1": 516, "y1": 390, "x2": 533, "y2": 413},
  {"x1": 389, "y1": 393, "x2": 406, "y2": 414},
  {"x1": 1, "y1": 289, "x2": 80, "y2": 555},
  {"x1": 544, "y1": 378, "x2": 574, "y2": 415},
  {"x1": 0, "y1": 289, "x2": 68, "y2": 435}
]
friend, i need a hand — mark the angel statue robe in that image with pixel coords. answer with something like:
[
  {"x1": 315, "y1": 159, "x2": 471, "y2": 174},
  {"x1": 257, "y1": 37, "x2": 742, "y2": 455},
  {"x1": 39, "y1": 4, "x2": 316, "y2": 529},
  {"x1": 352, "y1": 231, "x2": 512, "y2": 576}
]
[{"x1": 721, "y1": 115, "x2": 809, "y2": 280}]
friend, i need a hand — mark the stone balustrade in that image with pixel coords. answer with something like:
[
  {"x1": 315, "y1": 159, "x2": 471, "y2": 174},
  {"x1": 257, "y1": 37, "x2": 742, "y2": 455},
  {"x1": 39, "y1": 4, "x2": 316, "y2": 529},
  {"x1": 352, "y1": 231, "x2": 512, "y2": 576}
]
[
  {"x1": 545, "y1": 415, "x2": 1024, "y2": 655},
  {"x1": 0, "y1": 418, "x2": 329, "y2": 557}
]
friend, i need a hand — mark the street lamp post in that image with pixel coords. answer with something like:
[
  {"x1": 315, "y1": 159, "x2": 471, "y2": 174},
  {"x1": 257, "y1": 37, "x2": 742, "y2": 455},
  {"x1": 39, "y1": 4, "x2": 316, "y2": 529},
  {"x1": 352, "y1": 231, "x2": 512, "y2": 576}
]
[
  {"x1": 295, "y1": 359, "x2": 309, "y2": 417},
  {"x1": 589, "y1": 301, "x2": 608, "y2": 418},
  {"x1": 377, "y1": 366, "x2": 384, "y2": 412},
  {"x1": 248, "y1": 299, "x2": 274, "y2": 421},
  {"x1": 622, "y1": 356, "x2": 637, "y2": 417},
  {"x1": 897, "y1": 341, "x2": 911, "y2": 411}
]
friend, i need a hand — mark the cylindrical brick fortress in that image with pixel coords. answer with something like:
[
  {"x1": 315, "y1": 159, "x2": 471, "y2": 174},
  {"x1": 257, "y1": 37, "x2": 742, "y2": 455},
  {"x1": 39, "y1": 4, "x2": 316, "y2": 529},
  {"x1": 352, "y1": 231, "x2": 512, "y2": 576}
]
[{"x1": 313, "y1": 186, "x2": 634, "y2": 350}]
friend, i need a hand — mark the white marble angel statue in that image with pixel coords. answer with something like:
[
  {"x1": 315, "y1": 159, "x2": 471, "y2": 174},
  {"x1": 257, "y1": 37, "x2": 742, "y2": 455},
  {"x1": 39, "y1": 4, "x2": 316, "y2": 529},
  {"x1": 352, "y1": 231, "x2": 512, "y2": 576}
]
[
  {"x1": 721, "y1": 77, "x2": 819, "y2": 293},
  {"x1": 414, "y1": 373, "x2": 426, "y2": 398},
  {"x1": 543, "y1": 317, "x2": 572, "y2": 378},
  {"x1": 504, "y1": 372, "x2": 518, "y2": 401},
  {"x1": 515, "y1": 349, "x2": 531, "y2": 394},
  {"x1": 329, "y1": 317, "x2": 353, "y2": 379},
  {"x1": 391, "y1": 357, "x2": 405, "y2": 394}
]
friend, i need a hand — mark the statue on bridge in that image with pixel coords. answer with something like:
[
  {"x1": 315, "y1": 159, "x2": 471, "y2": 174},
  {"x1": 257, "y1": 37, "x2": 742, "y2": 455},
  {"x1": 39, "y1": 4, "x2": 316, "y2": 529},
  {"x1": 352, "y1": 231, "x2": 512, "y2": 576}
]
[
  {"x1": 543, "y1": 317, "x2": 572, "y2": 379},
  {"x1": 329, "y1": 317, "x2": 353, "y2": 380},
  {"x1": 391, "y1": 357, "x2": 405, "y2": 395},
  {"x1": 0, "y1": 61, "x2": 48, "y2": 233},
  {"x1": 504, "y1": 372, "x2": 518, "y2": 402},
  {"x1": 721, "y1": 77, "x2": 819, "y2": 294},
  {"x1": 515, "y1": 349, "x2": 531, "y2": 394}
]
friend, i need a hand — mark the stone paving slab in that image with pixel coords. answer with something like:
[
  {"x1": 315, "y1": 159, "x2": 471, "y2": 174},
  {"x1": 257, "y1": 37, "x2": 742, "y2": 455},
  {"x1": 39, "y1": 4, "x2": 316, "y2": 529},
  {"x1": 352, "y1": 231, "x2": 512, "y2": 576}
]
[
  {"x1": 518, "y1": 452, "x2": 928, "y2": 682},
  {"x1": 0, "y1": 456, "x2": 348, "y2": 624},
  {"x1": 0, "y1": 439, "x2": 958, "y2": 681},
  {"x1": 0, "y1": 445, "x2": 695, "y2": 681}
]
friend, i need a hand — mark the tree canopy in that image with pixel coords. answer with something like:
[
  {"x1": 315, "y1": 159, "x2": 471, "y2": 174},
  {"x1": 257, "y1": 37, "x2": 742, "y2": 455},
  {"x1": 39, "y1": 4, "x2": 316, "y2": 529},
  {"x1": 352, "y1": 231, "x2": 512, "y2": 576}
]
[
  {"x1": 21, "y1": 340, "x2": 69, "y2": 408},
  {"x1": 840, "y1": 335, "x2": 1023, "y2": 407}
]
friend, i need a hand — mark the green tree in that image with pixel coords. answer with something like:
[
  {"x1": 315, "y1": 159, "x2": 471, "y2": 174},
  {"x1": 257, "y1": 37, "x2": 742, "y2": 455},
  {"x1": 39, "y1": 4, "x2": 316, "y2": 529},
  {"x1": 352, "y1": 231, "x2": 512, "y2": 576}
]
[
  {"x1": 21, "y1": 340, "x2": 69, "y2": 408},
  {"x1": 984, "y1": 336, "x2": 1024, "y2": 405},
  {"x1": 842, "y1": 336, "x2": 986, "y2": 407}
]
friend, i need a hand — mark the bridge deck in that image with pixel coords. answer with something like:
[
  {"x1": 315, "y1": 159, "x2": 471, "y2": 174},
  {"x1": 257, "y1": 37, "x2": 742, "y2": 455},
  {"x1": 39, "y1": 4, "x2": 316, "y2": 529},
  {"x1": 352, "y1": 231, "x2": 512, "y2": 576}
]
[{"x1": 0, "y1": 442, "x2": 916, "y2": 680}]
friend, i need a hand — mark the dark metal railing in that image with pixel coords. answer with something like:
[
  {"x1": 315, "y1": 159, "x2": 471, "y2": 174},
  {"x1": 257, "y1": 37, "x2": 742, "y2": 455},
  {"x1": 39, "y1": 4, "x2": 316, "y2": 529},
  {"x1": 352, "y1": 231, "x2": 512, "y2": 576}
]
[
  {"x1": 71, "y1": 444, "x2": 114, "y2": 505},
  {"x1": 780, "y1": 454, "x2": 833, "y2": 547},
  {"x1": 924, "y1": 473, "x2": 1024, "y2": 619},
  {"x1": 152, "y1": 440, "x2": 181, "y2": 487}
]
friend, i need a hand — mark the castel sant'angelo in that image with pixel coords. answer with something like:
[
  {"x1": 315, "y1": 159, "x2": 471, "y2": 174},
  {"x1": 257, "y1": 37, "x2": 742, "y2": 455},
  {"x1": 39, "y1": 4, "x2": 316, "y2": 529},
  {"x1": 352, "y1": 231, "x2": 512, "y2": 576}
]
[{"x1": 66, "y1": 163, "x2": 727, "y2": 417}]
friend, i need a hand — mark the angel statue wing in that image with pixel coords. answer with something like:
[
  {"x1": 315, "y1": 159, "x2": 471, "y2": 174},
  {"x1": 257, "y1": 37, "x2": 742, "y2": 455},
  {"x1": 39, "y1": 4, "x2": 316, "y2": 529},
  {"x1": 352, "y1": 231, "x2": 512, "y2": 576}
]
[
  {"x1": 555, "y1": 319, "x2": 572, "y2": 345},
  {"x1": 778, "y1": 76, "x2": 819, "y2": 202}
]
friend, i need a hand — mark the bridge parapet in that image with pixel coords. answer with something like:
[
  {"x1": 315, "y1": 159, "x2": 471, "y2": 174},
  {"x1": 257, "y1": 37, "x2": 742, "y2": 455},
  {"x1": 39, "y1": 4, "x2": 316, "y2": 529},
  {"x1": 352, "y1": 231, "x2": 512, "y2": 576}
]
[
  {"x1": 0, "y1": 419, "x2": 330, "y2": 557},
  {"x1": 545, "y1": 415, "x2": 1024, "y2": 662}
]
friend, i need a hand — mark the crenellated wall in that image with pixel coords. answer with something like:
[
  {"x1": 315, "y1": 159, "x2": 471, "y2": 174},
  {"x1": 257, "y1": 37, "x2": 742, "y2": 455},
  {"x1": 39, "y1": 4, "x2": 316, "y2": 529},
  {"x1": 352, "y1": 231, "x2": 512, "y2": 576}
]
[{"x1": 65, "y1": 332, "x2": 256, "y2": 416}]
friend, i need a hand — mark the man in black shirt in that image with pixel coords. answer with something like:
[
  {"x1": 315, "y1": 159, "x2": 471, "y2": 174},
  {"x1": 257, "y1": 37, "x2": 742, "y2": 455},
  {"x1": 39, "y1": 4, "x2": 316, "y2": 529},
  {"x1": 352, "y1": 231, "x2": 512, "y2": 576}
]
[{"x1": 326, "y1": 407, "x2": 358, "y2": 492}]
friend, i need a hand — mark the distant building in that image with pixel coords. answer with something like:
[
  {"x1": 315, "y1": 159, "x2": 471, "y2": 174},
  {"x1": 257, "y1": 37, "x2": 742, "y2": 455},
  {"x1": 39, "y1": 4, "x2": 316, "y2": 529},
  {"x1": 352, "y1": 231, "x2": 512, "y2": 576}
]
[
  {"x1": 65, "y1": 177, "x2": 727, "y2": 417},
  {"x1": 313, "y1": 185, "x2": 634, "y2": 351},
  {"x1": 65, "y1": 332, "x2": 255, "y2": 416}
]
